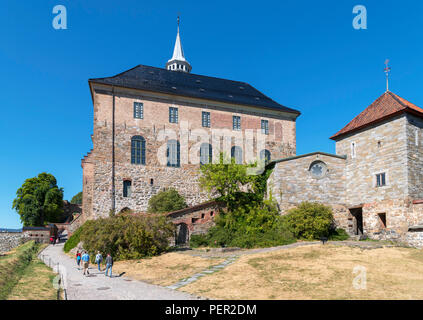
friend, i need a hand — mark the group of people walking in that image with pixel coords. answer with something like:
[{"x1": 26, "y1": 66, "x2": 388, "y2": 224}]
[{"x1": 76, "y1": 250, "x2": 113, "y2": 277}]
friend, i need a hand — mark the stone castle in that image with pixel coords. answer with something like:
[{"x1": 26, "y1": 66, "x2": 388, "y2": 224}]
[{"x1": 81, "y1": 23, "x2": 423, "y2": 246}]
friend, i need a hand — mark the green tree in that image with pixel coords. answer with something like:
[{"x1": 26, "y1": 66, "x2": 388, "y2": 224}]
[
  {"x1": 12, "y1": 173, "x2": 64, "y2": 226},
  {"x1": 70, "y1": 191, "x2": 82, "y2": 205},
  {"x1": 147, "y1": 188, "x2": 187, "y2": 213},
  {"x1": 199, "y1": 153, "x2": 260, "y2": 209}
]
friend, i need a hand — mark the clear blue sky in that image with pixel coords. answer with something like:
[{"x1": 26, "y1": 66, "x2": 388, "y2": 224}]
[{"x1": 1, "y1": 0, "x2": 422, "y2": 228}]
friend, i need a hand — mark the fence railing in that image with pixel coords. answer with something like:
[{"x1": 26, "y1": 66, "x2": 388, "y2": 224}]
[{"x1": 38, "y1": 250, "x2": 67, "y2": 300}]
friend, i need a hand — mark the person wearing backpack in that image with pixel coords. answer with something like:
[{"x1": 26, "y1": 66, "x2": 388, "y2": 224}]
[
  {"x1": 95, "y1": 251, "x2": 103, "y2": 271},
  {"x1": 76, "y1": 251, "x2": 81, "y2": 269}
]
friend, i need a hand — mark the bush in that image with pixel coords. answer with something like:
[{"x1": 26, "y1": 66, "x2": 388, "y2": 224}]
[
  {"x1": 190, "y1": 200, "x2": 296, "y2": 249},
  {"x1": 283, "y1": 202, "x2": 334, "y2": 240},
  {"x1": 147, "y1": 188, "x2": 187, "y2": 213},
  {"x1": 79, "y1": 214, "x2": 175, "y2": 261},
  {"x1": 329, "y1": 228, "x2": 350, "y2": 241},
  {"x1": 64, "y1": 223, "x2": 89, "y2": 253}
]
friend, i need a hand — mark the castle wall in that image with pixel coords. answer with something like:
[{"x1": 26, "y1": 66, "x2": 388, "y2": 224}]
[
  {"x1": 335, "y1": 115, "x2": 409, "y2": 206},
  {"x1": 268, "y1": 153, "x2": 350, "y2": 230},
  {"x1": 406, "y1": 114, "x2": 423, "y2": 199},
  {"x1": 83, "y1": 85, "x2": 297, "y2": 219}
]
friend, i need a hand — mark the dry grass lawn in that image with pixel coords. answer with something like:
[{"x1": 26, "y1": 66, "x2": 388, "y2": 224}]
[
  {"x1": 113, "y1": 252, "x2": 225, "y2": 286},
  {"x1": 180, "y1": 244, "x2": 423, "y2": 300}
]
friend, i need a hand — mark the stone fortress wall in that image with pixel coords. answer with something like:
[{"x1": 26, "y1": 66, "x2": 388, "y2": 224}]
[
  {"x1": 83, "y1": 85, "x2": 297, "y2": 219},
  {"x1": 0, "y1": 232, "x2": 24, "y2": 254}
]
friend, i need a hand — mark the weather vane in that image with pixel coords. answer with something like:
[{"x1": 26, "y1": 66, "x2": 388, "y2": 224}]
[{"x1": 384, "y1": 59, "x2": 391, "y2": 92}]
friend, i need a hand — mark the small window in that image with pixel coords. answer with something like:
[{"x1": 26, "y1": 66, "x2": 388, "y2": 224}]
[
  {"x1": 378, "y1": 141, "x2": 382, "y2": 148},
  {"x1": 123, "y1": 180, "x2": 132, "y2": 197},
  {"x1": 378, "y1": 213, "x2": 387, "y2": 229},
  {"x1": 169, "y1": 107, "x2": 178, "y2": 123},
  {"x1": 201, "y1": 213, "x2": 205, "y2": 219},
  {"x1": 134, "y1": 102, "x2": 143, "y2": 119},
  {"x1": 261, "y1": 120, "x2": 269, "y2": 135},
  {"x1": 150, "y1": 178, "x2": 154, "y2": 186},
  {"x1": 376, "y1": 173, "x2": 386, "y2": 187},
  {"x1": 192, "y1": 218, "x2": 199, "y2": 223},
  {"x1": 210, "y1": 211, "x2": 214, "y2": 216},
  {"x1": 232, "y1": 116, "x2": 241, "y2": 131},
  {"x1": 351, "y1": 142, "x2": 356, "y2": 158},
  {"x1": 202, "y1": 111, "x2": 211, "y2": 128},
  {"x1": 416, "y1": 129, "x2": 419, "y2": 146}
]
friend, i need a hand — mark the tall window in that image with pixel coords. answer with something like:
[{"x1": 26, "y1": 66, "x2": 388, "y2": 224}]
[
  {"x1": 416, "y1": 129, "x2": 419, "y2": 146},
  {"x1": 202, "y1": 111, "x2": 211, "y2": 128},
  {"x1": 200, "y1": 143, "x2": 212, "y2": 165},
  {"x1": 376, "y1": 173, "x2": 386, "y2": 187},
  {"x1": 167, "y1": 140, "x2": 180, "y2": 167},
  {"x1": 261, "y1": 120, "x2": 269, "y2": 135},
  {"x1": 233, "y1": 116, "x2": 241, "y2": 131},
  {"x1": 123, "y1": 180, "x2": 132, "y2": 198},
  {"x1": 134, "y1": 102, "x2": 143, "y2": 119},
  {"x1": 351, "y1": 142, "x2": 356, "y2": 159},
  {"x1": 169, "y1": 107, "x2": 178, "y2": 123},
  {"x1": 131, "y1": 136, "x2": 146, "y2": 165},
  {"x1": 231, "y1": 146, "x2": 243, "y2": 164},
  {"x1": 260, "y1": 149, "x2": 271, "y2": 164}
]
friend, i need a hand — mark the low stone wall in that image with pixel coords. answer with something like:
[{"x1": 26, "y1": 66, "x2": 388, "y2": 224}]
[
  {"x1": 0, "y1": 232, "x2": 23, "y2": 254},
  {"x1": 405, "y1": 231, "x2": 423, "y2": 248}
]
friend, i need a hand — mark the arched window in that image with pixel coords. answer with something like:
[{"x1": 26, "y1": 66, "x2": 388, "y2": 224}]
[
  {"x1": 260, "y1": 149, "x2": 271, "y2": 164},
  {"x1": 131, "y1": 136, "x2": 146, "y2": 165},
  {"x1": 167, "y1": 140, "x2": 180, "y2": 167},
  {"x1": 231, "y1": 146, "x2": 243, "y2": 164},
  {"x1": 200, "y1": 143, "x2": 212, "y2": 165}
]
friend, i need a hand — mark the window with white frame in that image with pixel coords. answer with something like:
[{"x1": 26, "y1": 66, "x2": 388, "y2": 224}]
[
  {"x1": 202, "y1": 111, "x2": 210, "y2": 128},
  {"x1": 232, "y1": 116, "x2": 241, "y2": 131},
  {"x1": 376, "y1": 172, "x2": 386, "y2": 187},
  {"x1": 133, "y1": 102, "x2": 143, "y2": 119},
  {"x1": 261, "y1": 119, "x2": 269, "y2": 135},
  {"x1": 169, "y1": 107, "x2": 178, "y2": 123}
]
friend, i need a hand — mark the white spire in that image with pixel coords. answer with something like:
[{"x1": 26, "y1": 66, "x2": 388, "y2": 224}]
[{"x1": 166, "y1": 16, "x2": 192, "y2": 73}]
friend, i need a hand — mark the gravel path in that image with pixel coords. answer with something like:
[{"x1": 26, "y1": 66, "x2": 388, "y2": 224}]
[{"x1": 39, "y1": 243, "x2": 201, "y2": 300}]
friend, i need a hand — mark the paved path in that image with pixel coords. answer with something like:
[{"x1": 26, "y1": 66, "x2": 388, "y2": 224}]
[{"x1": 39, "y1": 243, "x2": 201, "y2": 300}]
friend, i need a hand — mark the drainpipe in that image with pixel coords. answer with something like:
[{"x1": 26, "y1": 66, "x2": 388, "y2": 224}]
[{"x1": 111, "y1": 86, "x2": 116, "y2": 214}]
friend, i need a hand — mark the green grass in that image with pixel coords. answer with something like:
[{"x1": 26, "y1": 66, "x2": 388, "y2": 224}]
[
  {"x1": 0, "y1": 241, "x2": 57, "y2": 300},
  {"x1": 64, "y1": 225, "x2": 83, "y2": 252}
]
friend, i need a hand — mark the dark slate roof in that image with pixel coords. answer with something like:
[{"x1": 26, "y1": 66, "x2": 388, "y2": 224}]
[{"x1": 89, "y1": 65, "x2": 300, "y2": 115}]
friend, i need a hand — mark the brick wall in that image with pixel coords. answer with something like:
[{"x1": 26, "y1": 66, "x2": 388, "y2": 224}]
[{"x1": 82, "y1": 84, "x2": 297, "y2": 219}]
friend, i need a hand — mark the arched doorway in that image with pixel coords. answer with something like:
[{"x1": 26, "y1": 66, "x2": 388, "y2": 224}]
[{"x1": 176, "y1": 223, "x2": 189, "y2": 245}]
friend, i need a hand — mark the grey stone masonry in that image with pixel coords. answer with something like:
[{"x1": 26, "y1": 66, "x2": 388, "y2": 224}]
[{"x1": 0, "y1": 232, "x2": 24, "y2": 254}]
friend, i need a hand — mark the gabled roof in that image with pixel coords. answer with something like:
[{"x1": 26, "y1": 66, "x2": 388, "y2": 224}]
[
  {"x1": 330, "y1": 91, "x2": 423, "y2": 140},
  {"x1": 89, "y1": 65, "x2": 301, "y2": 115}
]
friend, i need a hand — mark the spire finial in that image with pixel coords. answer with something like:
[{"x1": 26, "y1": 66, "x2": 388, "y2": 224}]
[
  {"x1": 177, "y1": 14, "x2": 180, "y2": 28},
  {"x1": 384, "y1": 59, "x2": 391, "y2": 92}
]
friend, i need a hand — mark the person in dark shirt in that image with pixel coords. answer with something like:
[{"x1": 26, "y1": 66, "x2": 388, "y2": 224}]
[{"x1": 105, "y1": 254, "x2": 113, "y2": 277}]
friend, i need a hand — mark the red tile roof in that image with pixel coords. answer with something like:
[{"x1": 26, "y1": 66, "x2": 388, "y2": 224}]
[{"x1": 330, "y1": 91, "x2": 423, "y2": 140}]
